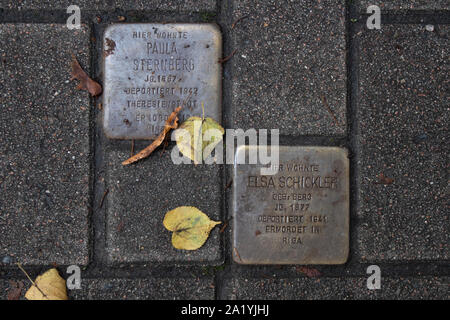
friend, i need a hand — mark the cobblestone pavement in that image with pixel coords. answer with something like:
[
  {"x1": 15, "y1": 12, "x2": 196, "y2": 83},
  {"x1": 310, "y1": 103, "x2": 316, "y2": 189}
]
[{"x1": 0, "y1": 1, "x2": 448, "y2": 300}]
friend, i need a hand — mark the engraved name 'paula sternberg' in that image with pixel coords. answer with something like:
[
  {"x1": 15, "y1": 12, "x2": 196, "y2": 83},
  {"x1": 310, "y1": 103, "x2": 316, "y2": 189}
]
[
  {"x1": 132, "y1": 30, "x2": 195, "y2": 79},
  {"x1": 122, "y1": 29, "x2": 200, "y2": 134},
  {"x1": 248, "y1": 163, "x2": 339, "y2": 246}
]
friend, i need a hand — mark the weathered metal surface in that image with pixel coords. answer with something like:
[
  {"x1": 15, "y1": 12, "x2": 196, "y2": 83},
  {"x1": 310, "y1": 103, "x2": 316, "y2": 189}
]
[
  {"x1": 233, "y1": 146, "x2": 349, "y2": 264},
  {"x1": 103, "y1": 23, "x2": 222, "y2": 139}
]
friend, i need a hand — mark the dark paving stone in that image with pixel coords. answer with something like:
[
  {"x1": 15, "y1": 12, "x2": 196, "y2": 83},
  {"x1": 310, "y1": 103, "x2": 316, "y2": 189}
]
[
  {"x1": 221, "y1": 276, "x2": 449, "y2": 299},
  {"x1": 356, "y1": 25, "x2": 449, "y2": 261},
  {"x1": 358, "y1": 1, "x2": 449, "y2": 11},
  {"x1": 0, "y1": 24, "x2": 91, "y2": 265},
  {"x1": 0, "y1": 279, "x2": 27, "y2": 300},
  {"x1": 1, "y1": 0, "x2": 216, "y2": 11},
  {"x1": 104, "y1": 144, "x2": 223, "y2": 264},
  {"x1": 231, "y1": 0, "x2": 347, "y2": 135},
  {"x1": 0, "y1": 276, "x2": 215, "y2": 300},
  {"x1": 69, "y1": 277, "x2": 215, "y2": 300}
]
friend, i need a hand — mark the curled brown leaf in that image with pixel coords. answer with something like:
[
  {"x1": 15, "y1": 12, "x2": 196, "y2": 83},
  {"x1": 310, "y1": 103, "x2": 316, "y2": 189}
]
[
  {"x1": 376, "y1": 173, "x2": 394, "y2": 185},
  {"x1": 70, "y1": 54, "x2": 102, "y2": 96},
  {"x1": 122, "y1": 106, "x2": 182, "y2": 165},
  {"x1": 296, "y1": 266, "x2": 321, "y2": 278},
  {"x1": 7, "y1": 281, "x2": 24, "y2": 300}
]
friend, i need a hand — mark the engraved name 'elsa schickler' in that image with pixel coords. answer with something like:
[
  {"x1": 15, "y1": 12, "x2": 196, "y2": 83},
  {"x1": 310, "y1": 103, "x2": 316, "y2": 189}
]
[{"x1": 233, "y1": 146, "x2": 350, "y2": 265}]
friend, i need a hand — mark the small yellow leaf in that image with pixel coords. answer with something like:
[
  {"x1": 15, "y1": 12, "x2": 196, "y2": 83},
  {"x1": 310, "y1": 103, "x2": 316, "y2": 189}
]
[
  {"x1": 163, "y1": 206, "x2": 221, "y2": 250},
  {"x1": 174, "y1": 116, "x2": 224, "y2": 164},
  {"x1": 24, "y1": 268, "x2": 68, "y2": 300}
]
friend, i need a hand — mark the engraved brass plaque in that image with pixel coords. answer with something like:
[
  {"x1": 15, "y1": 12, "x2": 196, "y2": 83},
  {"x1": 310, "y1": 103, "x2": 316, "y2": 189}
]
[
  {"x1": 233, "y1": 146, "x2": 349, "y2": 264},
  {"x1": 103, "y1": 23, "x2": 222, "y2": 139}
]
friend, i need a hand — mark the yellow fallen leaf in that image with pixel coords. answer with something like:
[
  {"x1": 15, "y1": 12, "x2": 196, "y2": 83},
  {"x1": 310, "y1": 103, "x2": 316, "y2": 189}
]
[
  {"x1": 163, "y1": 206, "x2": 221, "y2": 250},
  {"x1": 24, "y1": 268, "x2": 68, "y2": 300},
  {"x1": 174, "y1": 113, "x2": 224, "y2": 164}
]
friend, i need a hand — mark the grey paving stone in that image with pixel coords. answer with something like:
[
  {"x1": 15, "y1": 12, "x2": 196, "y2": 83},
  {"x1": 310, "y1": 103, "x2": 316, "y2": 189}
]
[
  {"x1": 231, "y1": 0, "x2": 347, "y2": 136},
  {"x1": 0, "y1": 277, "x2": 215, "y2": 300},
  {"x1": 0, "y1": 24, "x2": 91, "y2": 265},
  {"x1": 221, "y1": 276, "x2": 449, "y2": 300},
  {"x1": 0, "y1": 279, "x2": 26, "y2": 300},
  {"x1": 1, "y1": 0, "x2": 216, "y2": 11},
  {"x1": 358, "y1": 0, "x2": 449, "y2": 11},
  {"x1": 104, "y1": 144, "x2": 223, "y2": 264},
  {"x1": 70, "y1": 277, "x2": 215, "y2": 300},
  {"x1": 357, "y1": 25, "x2": 449, "y2": 261}
]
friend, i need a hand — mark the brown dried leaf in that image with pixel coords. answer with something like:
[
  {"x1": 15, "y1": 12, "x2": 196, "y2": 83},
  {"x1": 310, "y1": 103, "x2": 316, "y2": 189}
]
[
  {"x1": 376, "y1": 173, "x2": 394, "y2": 185},
  {"x1": 70, "y1": 54, "x2": 102, "y2": 96},
  {"x1": 7, "y1": 281, "x2": 24, "y2": 300},
  {"x1": 296, "y1": 266, "x2": 321, "y2": 278},
  {"x1": 122, "y1": 106, "x2": 182, "y2": 165}
]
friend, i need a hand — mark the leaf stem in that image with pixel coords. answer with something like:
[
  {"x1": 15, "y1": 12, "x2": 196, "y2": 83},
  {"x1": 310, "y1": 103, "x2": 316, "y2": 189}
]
[
  {"x1": 17, "y1": 263, "x2": 49, "y2": 299},
  {"x1": 201, "y1": 101, "x2": 205, "y2": 120}
]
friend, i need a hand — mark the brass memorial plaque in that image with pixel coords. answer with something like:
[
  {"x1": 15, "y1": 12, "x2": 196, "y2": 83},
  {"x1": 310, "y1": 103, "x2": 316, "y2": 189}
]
[
  {"x1": 103, "y1": 23, "x2": 222, "y2": 139},
  {"x1": 233, "y1": 146, "x2": 349, "y2": 264}
]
